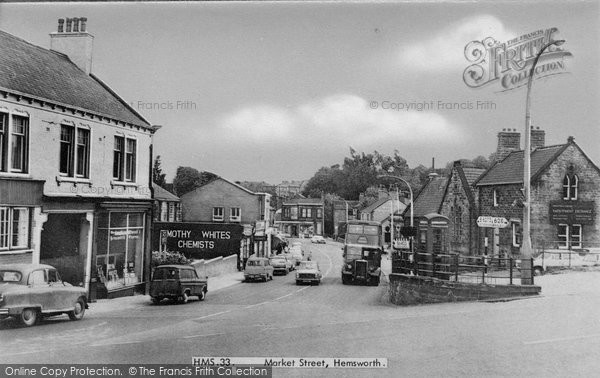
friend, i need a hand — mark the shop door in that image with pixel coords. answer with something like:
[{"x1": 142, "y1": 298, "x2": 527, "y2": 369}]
[{"x1": 40, "y1": 213, "x2": 88, "y2": 286}]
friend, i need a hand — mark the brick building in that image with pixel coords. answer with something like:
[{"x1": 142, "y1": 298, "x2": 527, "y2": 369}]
[
  {"x1": 474, "y1": 135, "x2": 600, "y2": 257},
  {"x1": 439, "y1": 162, "x2": 485, "y2": 255},
  {"x1": 277, "y1": 198, "x2": 324, "y2": 237},
  {"x1": 0, "y1": 19, "x2": 157, "y2": 299}
]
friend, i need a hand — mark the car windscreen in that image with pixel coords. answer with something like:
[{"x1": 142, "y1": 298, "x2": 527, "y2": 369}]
[
  {"x1": 299, "y1": 262, "x2": 318, "y2": 270},
  {"x1": 0, "y1": 270, "x2": 23, "y2": 283}
]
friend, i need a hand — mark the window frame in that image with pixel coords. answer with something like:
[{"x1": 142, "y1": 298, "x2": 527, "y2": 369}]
[
  {"x1": 511, "y1": 221, "x2": 522, "y2": 248},
  {"x1": 492, "y1": 189, "x2": 499, "y2": 207},
  {"x1": 230, "y1": 207, "x2": 241, "y2": 222},
  {"x1": 212, "y1": 207, "x2": 224, "y2": 222},
  {"x1": 0, "y1": 206, "x2": 31, "y2": 252}
]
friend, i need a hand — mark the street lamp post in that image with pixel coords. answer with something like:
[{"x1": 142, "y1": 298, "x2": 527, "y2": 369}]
[
  {"x1": 378, "y1": 175, "x2": 414, "y2": 255},
  {"x1": 521, "y1": 39, "x2": 565, "y2": 285}
]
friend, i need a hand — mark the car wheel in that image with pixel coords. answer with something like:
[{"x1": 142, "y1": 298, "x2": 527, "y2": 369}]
[
  {"x1": 68, "y1": 297, "x2": 86, "y2": 321},
  {"x1": 296, "y1": 280, "x2": 300, "y2": 285},
  {"x1": 178, "y1": 291, "x2": 189, "y2": 304},
  {"x1": 342, "y1": 275, "x2": 350, "y2": 285},
  {"x1": 20, "y1": 308, "x2": 39, "y2": 327},
  {"x1": 151, "y1": 296, "x2": 162, "y2": 305},
  {"x1": 198, "y1": 290, "x2": 206, "y2": 301}
]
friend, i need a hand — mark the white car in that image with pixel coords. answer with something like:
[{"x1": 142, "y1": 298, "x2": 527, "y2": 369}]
[
  {"x1": 311, "y1": 235, "x2": 326, "y2": 244},
  {"x1": 296, "y1": 261, "x2": 322, "y2": 285}
]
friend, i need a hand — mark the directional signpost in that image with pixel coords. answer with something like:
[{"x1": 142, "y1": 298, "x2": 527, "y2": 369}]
[{"x1": 476, "y1": 216, "x2": 509, "y2": 228}]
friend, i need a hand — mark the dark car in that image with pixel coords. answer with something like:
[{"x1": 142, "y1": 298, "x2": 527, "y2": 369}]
[
  {"x1": 0, "y1": 264, "x2": 88, "y2": 327},
  {"x1": 150, "y1": 265, "x2": 207, "y2": 304}
]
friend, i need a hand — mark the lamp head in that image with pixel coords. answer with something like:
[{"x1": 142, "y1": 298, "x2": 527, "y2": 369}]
[{"x1": 553, "y1": 39, "x2": 565, "y2": 47}]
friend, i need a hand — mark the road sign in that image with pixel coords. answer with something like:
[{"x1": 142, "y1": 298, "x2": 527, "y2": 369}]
[{"x1": 477, "y1": 216, "x2": 509, "y2": 228}]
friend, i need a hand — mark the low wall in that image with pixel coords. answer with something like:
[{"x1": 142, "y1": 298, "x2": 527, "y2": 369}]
[
  {"x1": 192, "y1": 255, "x2": 238, "y2": 278},
  {"x1": 388, "y1": 273, "x2": 541, "y2": 306}
]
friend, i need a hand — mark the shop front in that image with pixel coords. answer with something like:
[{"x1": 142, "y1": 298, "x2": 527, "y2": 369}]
[{"x1": 94, "y1": 202, "x2": 152, "y2": 299}]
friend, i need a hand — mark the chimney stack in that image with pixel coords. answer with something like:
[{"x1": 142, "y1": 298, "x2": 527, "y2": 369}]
[
  {"x1": 50, "y1": 17, "x2": 94, "y2": 75},
  {"x1": 496, "y1": 128, "x2": 520, "y2": 162},
  {"x1": 531, "y1": 126, "x2": 545, "y2": 151}
]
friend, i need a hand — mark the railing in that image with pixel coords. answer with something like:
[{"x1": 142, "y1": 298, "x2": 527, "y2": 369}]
[{"x1": 392, "y1": 249, "x2": 534, "y2": 285}]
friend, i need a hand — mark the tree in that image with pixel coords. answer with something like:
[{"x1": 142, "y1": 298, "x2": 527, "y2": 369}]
[
  {"x1": 172, "y1": 167, "x2": 218, "y2": 196},
  {"x1": 152, "y1": 155, "x2": 167, "y2": 187}
]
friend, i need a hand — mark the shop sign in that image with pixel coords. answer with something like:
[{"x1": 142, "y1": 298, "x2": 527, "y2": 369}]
[
  {"x1": 549, "y1": 201, "x2": 595, "y2": 225},
  {"x1": 477, "y1": 216, "x2": 509, "y2": 228},
  {"x1": 153, "y1": 222, "x2": 243, "y2": 260},
  {"x1": 110, "y1": 229, "x2": 140, "y2": 241},
  {"x1": 243, "y1": 224, "x2": 253, "y2": 237}
]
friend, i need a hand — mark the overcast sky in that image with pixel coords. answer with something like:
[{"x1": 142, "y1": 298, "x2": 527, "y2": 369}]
[{"x1": 1, "y1": 1, "x2": 598, "y2": 184}]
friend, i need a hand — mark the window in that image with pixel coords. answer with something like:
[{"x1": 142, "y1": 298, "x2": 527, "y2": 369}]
[
  {"x1": 113, "y1": 136, "x2": 124, "y2": 180},
  {"x1": 0, "y1": 113, "x2": 7, "y2": 172},
  {"x1": 168, "y1": 203, "x2": 175, "y2": 222},
  {"x1": 160, "y1": 202, "x2": 168, "y2": 222},
  {"x1": 60, "y1": 125, "x2": 74, "y2": 175},
  {"x1": 213, "y1": 207, "x2": 224, "y2": 222},
  {"x1": 28, "y1": 270, "x2": 46, "y2": 285},
  {"x1": 113, "y1": 136, "x2": 137, "y2": 182},
  {"x1": 125, "y1": 138, "x2": 136, "y2": 181},
  {"x1": 301, "y1": 208, "x2": 312, "y2": 218},
  {"x1": 558, "y1": 224, "x2": 582, "y2": 249},
  {"x1": 230, "y1": 207, "x2": 241, "y2": 222},
  {"x1": 563, "y1": 174, "x2": 578, "y2": 200},
  {"x1": 512, "y1": 221, "x2": 522, "y2": 247},
  {"x1": 317, "y1": 208, "x2": 322, "y2": 218},
  {"x1": 0, "y1": 207, "x2": 30, "y2": 251},
  {"x1": 2, "y1": 115, "x2": 29, "y2": 173},
  {"x1": 493, "y1": 189, "x2": 499, "y2": 207},
  {"x1": 76, "y1": 128, "x2": 90, "y2": 177},
  {"x1": 452, "y1": 206, "x2": 463, "y2": 239}
]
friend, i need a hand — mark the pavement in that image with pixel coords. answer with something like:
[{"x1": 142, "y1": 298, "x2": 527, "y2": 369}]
[{"x1": 90, "y1": 270, "x2": 245, "y2": 313}]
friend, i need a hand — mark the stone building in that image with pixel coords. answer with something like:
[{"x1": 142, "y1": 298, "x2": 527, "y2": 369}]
[
  {"x1": 153, "y1": 184, "x2": 181, "y2": 222},
  {"x1": 474, "y1": 136, "x2": 600, "y2": 257},
  {"x1": 0, "y1": 19, "x2": 157, "y2": 299},
  {"x1": 439, "y1": 162, "x2": 485, "y2": 255},
  {"x1": 277, "y1": 197, "x2": 324, "y2": 237}
]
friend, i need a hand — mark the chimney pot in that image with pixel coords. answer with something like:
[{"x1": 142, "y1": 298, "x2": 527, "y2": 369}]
[{"x1": 58, "y1": 19, "x2": 65, "y2": 33}]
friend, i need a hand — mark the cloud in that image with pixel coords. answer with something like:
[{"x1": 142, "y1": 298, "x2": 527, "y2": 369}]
[
  {"x1": 215, "y1": 94, "x2": 461, "y2": 149},
  {"x1": 398, "y1": 15, "x2": 515, "y2": 72}
]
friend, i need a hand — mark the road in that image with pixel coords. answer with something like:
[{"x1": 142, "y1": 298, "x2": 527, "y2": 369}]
[{"x1": 2, "y1": 239, "x2": 600, "y2": 377}]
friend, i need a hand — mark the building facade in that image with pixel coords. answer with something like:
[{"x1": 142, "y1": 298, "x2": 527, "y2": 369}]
[
  {"x1": 277, "y1": 198, "x2": 324, "y2": 237},
  {"x1": 153, "y1": 184, "x2": 182, "y2": 223},
  {"x1": 439, "y1": 162, "x2": 485, "y2": 255},
  {"x1": 475, "y1": 136, "x2": 600, "y2": 257},
  {"x1": 0, "y1": 19, "x2": 157, "y2": 300}
]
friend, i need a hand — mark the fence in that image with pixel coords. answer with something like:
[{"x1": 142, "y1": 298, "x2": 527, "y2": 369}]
[{"x1": 392, "y1": 249, "x2": 534, "y2": 285}]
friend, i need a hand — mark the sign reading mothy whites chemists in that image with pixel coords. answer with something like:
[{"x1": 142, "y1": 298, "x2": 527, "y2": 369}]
[
  {"x1": 153, "y1": 222, "x2": 243, "y2": 260},
  {"x1": 463, "y1": 27, "x2": 572, "y2": 92},
  {"x1": 549, "y1": 202, "x2": 595, "y2": 225}
]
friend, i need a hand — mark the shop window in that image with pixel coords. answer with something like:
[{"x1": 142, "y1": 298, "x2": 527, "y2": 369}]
[
  {"x1": 96, "y1": 212, "x2": 145, "y2": 290},
  {"x1": 0, "y1": 207, "x2": 30, "y2": 251},
  {"x1": 213, "y1": 207, "x2": 224, "y2": 222},
  {"x1": 230, "y1": 207, "x2": 241, "y2": 222}
]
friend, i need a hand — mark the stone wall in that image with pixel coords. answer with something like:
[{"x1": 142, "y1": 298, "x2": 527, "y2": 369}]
[
  {"x1": 192, "y1": 254, "x2": 238, "y2": 278},
  {"x1": 388, "y1": 273, "x2": 540, "y2": 305}
]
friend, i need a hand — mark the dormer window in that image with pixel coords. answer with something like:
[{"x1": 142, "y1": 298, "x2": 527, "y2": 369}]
[{"x1": 563, "y1": 174, "x2": 578, "y2": 200}]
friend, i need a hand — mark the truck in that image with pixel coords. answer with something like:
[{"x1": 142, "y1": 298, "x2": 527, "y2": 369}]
[{"x1": 340, "y1": 220, "x2": 383, "y2": 286}]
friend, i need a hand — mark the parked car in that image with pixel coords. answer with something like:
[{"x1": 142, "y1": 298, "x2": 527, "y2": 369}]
[
  {"x1": 289, "y1": 246, "x2": 304, "y2": 266},
  {"x1": 0, "y1": 264, "x2": 88, "y2": 327},
  {"x1": 296, "y1": 261, "x2": 322, "y2": 285},
  {"x1": 311, "y1": 235, "x2": 326, "y2": 244},
  {"x1": 269, "y1": 256, "x2": 293, "y2": 275},
  {"x1": 282, "y1": 253, "x2": 297, "y2": 269},
  {"x1": 244, "y1": 257, "x2": 274, "y2": 282},
  {"x1": 150, "y1": 265, "x2": 207, "y2": 304}
]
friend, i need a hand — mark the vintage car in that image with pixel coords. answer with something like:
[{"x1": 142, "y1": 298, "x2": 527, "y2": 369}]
[
  {"x1": 244, "y1": 257, "x2": 274, "y2": 282},
  {"x1": 269, "y1": 255, "x2": 293, "y2": 275},
  {"x1": 311, "y1": 235, "x2": 326, "y2": 244},
  {"x1": 0, "y1": 264, "x2": 88, "y2": 327},
  {"x1": 150, "y1": 265, "x2": 207, "y2": 304},
  {"x1": 295, "y1": 261, "x2": 322, "y2": 285}
]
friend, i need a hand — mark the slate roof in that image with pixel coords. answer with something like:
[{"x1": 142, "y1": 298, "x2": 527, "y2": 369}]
[
  {"x1": 152, "y1": 184, "x2": 180, "y2": 202},
  {"x1": 0, "y1": 29, "x2": 150, "y2": 128},
  {"x1": 403, "y1": 176, "x2": 448, "y2": 218},
  {"x1": 475, "y1": 144, "x2": 566, "y2": 186},
  {"x1": 462, "y1": 167, "x2": 486, "y2": 185},
  {"x1": 360, "y1": 197, "x2": 392, "y2": 214}
]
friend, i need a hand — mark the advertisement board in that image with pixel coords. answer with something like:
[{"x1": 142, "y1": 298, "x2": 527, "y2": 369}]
[
  {"x1": 153, "y1": 222, "x2": 244, "y2": 260},
  {"x1": 549, "y1": 202, "x2": 595, "y2": 225}
]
